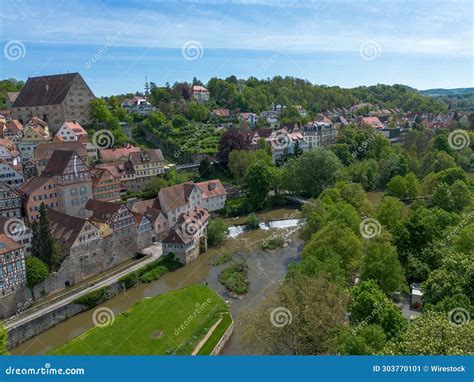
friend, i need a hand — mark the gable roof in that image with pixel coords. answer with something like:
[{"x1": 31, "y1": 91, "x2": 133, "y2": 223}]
[
  {"x1": 0, "y1": 181, "x2": 21, "y2": 198},
  {"x1": 100, "y1": 145, "x2": 141, "y2": 162},
  {"x1": 42, "y1": 150, "x2": 87, "y2": 177},
  {"x1": 0, "y1": 233, "x2": 23, "y2": 255},
  {"x1": 18, "y1": 176, "x2": 52, "y2": 196},
  {"x1": 158, "y1": 182, "x2": 196, "y2": 210},
  {"x1": 85, "y1": 199, "x2": 127, "y2": 223},
  {"x1": 12, "y1": 73, "x2": 80, "y2": 108},
  {"x1": 47, "y1": 208, "x2": 90, "y2": 250},
  {"x1": 34, "y1": 141, "x2": 87, "y2": 161},
  {"x1": 61, "y1": 121, "x2": 88, "y2": 136},
  {"x1": 195, "y1": 179, "x2": 226, "y2": 199},
  {"x1": 131, "y1": 198, "x2": 161, "y2": 214},
  {"x1": 128, "y1": 149, "x2": 164, "y2": 165}
]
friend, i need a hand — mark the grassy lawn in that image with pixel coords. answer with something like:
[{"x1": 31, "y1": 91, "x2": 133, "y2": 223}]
[
  {"x1": 51, "y1": 284, "x2": 229, "y2": 355},
  {"x1": 197, "y1": 312, "x2": 233, "y2": 355}
]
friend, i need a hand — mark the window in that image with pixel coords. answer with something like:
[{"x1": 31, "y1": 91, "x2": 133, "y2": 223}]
[
  {"x1": 80, "y1": 187, "x2": 87, "y2": 195},
  {"x1": 71, "y1": 188, "x2": 78, "y2": 196}
]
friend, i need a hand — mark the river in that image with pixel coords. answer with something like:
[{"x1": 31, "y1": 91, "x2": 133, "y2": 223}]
[{"x1": 11, "y1": 208, "x2": 303, "y2": 355}]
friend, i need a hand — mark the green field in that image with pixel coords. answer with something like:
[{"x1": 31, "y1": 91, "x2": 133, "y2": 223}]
[
  {"x1": 197, "y1": 312, "x2": 233, "y2": 355},
  {"x1": 52, "y1": 284, "x2": 229, "y2": 355}
]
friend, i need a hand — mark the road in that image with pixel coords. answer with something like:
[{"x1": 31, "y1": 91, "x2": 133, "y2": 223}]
[{"x1": 4, "y1": 244, "x2": 163, "y2": 331}]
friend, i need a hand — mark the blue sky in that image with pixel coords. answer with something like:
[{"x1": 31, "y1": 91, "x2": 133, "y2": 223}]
[{"x1": 1, "y1": 0, "x2": 472, "y2": 96}]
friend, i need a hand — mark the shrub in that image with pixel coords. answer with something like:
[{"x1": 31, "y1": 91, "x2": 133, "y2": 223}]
[
  {"x1": 246, "y1": 213, "x2": 260, "y2": 229},
  {"x1": 212, "y1": 253, "x2": 233, "y2": 266},
  {"x1": 207, "y1": 218, "x2": 228, "y2": 247},
  {"x1": 73, "y1": 287, "x2": 108, "y2": 308},
  {"x1": 219, "y1": 261, "x2": 248, "y2": 295},
  {"x1": 139, "y1": 266, "x2": 168, "y2": 283},
  {"x1": 261, "y1": 236, "x2": 285, "y2": 250}
]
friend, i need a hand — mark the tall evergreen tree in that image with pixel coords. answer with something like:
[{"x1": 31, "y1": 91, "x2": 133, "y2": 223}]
[{"x1": 34, "y1": 204, "x2": 61, "y2": 271}]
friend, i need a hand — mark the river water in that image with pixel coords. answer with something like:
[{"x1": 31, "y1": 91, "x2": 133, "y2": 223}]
[{"x1": 11, "y1": 208, "x2": 303, "y2": 355}]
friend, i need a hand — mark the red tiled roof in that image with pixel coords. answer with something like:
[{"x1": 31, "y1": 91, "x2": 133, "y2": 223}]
[
  {"x1": 0, "y1": 233, "x2": 23, "y2": 255},
  {"x1": 100, "y1": 145, "x2": 141, "y2": 162},
  {"x1": 195, "y1": 179, "x2": 226, "y2": 199}
]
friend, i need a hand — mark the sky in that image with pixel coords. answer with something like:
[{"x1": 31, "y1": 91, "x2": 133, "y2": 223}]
[{"x1": 0, "y1": 0, "x2": 473, "y2": 96}]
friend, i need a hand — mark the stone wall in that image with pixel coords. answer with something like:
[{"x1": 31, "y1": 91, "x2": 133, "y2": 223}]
[
  {"x1": 7, "y1": 283, "x2": 124, "y2": 349},
  {"x1": 0, "y1": 287, "x2": 31, "y2": 319},
  {"x1": 32, "y1": 229, "x2": 153, "y2": 299},
  {"x1": 211, "y1": 320, "x2": 234, "y2": 355}
]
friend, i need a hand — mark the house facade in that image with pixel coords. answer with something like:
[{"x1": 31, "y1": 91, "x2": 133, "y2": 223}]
[
  {"x1": 55, "y1": 121, "x2": 88, "y2": 142},
  {"x1": 17, "y1": 118, "x2": 51, "y2": 161},
  {"x1": 122, "y1": 149, "x2": 165, "y2": 192},
  {"x1": 19, "y1": 176, "x2": 59, "y2": 223},
  {"x1": 0, "y1": 234, "x2": 26, "y2": 296},
  {"x1": 11, "y1": 73, "x2": 95, "y2": 132},
  {"x1": 42, "y1": 150, "x2": 93, "y2": 218},
  {"x1": 91, "y1": 168, "x2": 121, "y2": 202},
  {"x1": 0, "y1": 161, "x2": 24, "y2": 188},
  {"x1": 192, "y1": 85, "x2": 210, "y2": 102},
  {"x1": 0, "y1": 182, "x2": 22, "y2": 218}
]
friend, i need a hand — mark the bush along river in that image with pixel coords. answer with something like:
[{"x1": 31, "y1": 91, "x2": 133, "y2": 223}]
[{"x1": 11, "y1": 208, "x2": 304, "y2": 355}]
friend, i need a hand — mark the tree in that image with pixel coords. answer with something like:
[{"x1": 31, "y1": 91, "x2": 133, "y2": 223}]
[
  {"x1": 384, "y1": 311, "x2": 474, "y2": 355},
  {"x1": 287, "y1": 247, "x2": 346, "y2": 286},
  {"x1": 429, "y1": 182, "x2": 454, "y2": 211},
  {"x1": 244, "y1": 161, "x2": 272, "y2": 211},
  {"x1": 228, "y1": 149, "x2": 270, "y2": 180},
  {"x1": 421, "y1": 251, "x2": 473, "y2": 306},
  {"x1": 360, "y1": 237, "x2": 405, "y2": 295},
  {"x1": 376, "y1": 196, "x2": 405, "y2": 230},
  {"x1": 350, "y1": 280, "x2": 407, "y2": 339},
  {"x1": 0, "y1": 324, "x2": 8, "y2": 355},
  {"x1": 450, "y1": 180, "x2": 471, "y2": 212},
  {"x1": 33, "y1": 204, "x2": 61, "y2": 271},
  {"x1": 285, "y1": 149, "x2": 342, "y2": 198},
  {"x1": 25, "y1": 256, "x2": 49, "y2": 298},
  {"x1": 207, "y1": 218, "x2": 228, "y2": 247},
  {"x1": 303, "y1": 221, "x2": 362, "y2": 275},
  {"x1": 218, "y1": 129, "x2": 249, "y2": 162},
  {"x1": 385, "y1": 175, "x2": 407, "y2": 199},
  {"x1": 198, "y1": 157, "x2": 212, "y2": 179},
  {"x1": 338, "y1": 325, "x2": 387, "y2": 355},
  {"x1": 241, "y1": 276, "x2": 349, "y2": 354},
  {"x1": 246, "y1": 213, "x2": 260, "y2": 229}
]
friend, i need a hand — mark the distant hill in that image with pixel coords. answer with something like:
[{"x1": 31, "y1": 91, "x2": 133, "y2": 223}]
[
  {"x1": 420, "y1": 88, "x2": 474, "y2": 97},
  {"x1": 419, "y1": 88, "x2": 474, "y2": 112}
]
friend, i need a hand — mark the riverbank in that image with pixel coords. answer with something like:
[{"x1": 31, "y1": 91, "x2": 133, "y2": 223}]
[
  {"x1": 52, "y1": 284, "x2": 228, "y2": 355},
  {"x1": 11, "y1": 208, "x2": 303, "y2": 355}
]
